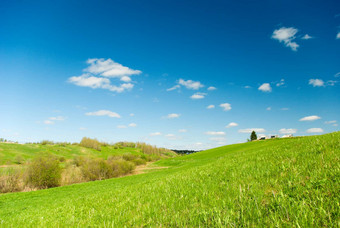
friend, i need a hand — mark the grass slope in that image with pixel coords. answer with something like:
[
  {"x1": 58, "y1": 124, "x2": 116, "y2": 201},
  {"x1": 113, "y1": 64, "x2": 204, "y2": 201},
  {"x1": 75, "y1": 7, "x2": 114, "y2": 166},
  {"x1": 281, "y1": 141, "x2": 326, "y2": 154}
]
[
  {"x1": 0, "y1": 143, "x2": 145, "y2": 165},
  {"x1": 0, "y1": 132, "x2": 339, "y2": 226}
]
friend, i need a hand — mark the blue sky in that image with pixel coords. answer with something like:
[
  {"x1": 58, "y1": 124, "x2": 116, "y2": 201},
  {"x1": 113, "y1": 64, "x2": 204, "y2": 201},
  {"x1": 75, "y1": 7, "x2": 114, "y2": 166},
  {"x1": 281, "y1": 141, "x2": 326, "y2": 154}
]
[{"x1": 1, "y1": 0, "x2": 339, "y2": 149}]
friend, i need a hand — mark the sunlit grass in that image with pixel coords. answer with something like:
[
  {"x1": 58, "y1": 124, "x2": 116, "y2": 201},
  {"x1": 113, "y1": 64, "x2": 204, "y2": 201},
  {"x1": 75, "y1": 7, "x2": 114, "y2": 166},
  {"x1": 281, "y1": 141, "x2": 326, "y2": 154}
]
[{"x1": 0, "y1": 132, "x2": 339, "y2": 226}]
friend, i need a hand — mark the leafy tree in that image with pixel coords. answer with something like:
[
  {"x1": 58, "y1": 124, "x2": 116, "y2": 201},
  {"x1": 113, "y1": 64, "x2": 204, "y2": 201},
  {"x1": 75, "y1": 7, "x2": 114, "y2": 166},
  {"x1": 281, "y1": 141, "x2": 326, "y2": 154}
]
[{"x1": 250, "y1": 131, "x2": 257, "y2": 141}]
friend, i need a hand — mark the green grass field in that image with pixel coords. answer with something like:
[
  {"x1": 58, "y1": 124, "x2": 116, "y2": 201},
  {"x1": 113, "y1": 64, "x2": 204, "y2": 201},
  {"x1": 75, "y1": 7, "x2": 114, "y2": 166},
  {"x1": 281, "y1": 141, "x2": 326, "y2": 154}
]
[
  {"x1": 0, "y1": 132, "x2": 339, "y2": 226},
  {"x1": 0, "y1": 143, "x2": 153, "y2": 166}
]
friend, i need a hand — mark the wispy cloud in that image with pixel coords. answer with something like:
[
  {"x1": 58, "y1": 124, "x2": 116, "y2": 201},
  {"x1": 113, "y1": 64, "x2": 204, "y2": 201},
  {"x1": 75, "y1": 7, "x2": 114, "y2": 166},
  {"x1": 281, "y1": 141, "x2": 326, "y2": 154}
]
[
  {"x1": 166, "y1": 85, "x2": 180, "y2": 91},
  {"x1": 306, "y1": 128, "x2": 323, "y2": 133},
  {"x1": 276, "y1": 79, "x2": 285, "y2": 87},
  {"x1": 44, "y1": 120, "x2": 54, "y2": 125},
  {"x1": 207, "y1": 105, "x2": 215, "y2": 109},
  {"x1": 299, "y1": 115, "x2": 321, "y2": 121},
  {"x1": 279, "y1": 128, "x2": 297, "y2": 134},
  {"x1": 336, "y1": 32, "x2": 340, "y2": 39},
  {"x1": 220, "y1": 103, "x2": 232, "y2": 111},
  {"x1": 226, "y1": 122, "x2": 238, "y2": 128},
  {"x1": 190, "y1": 92, "x2": 207, "y2": 99},
  {"x1": 205, "y1": 131, "x2": 226, "y2": 135},
  {"x1": 272, "y1": 27, "x2": 299, "y2": 51},
  {"x1": 178, "y1": 129, "x2": 187, "y2": 133},
  {"x1": 238, "y1": 128, "x2": 265, "y2": 133},
  {"x1": 150, "y1": 132, "x2": 162, "y2": 136},
  {"x1": 166, "y1": 113, "x2": 180, "y2": 119},
  {"x1": 308, "y1": 79, "x2": 324, "y2": 87},
  {"x1": 43, "y1": 116, "x2": 66, "y2": 125},
  {"x1": 128, "y1": 123, "x2": 137, "y2": 127},
  {"x1": 117, "y1": 125, "x2": 127, "y2": 129},
  {"x1": 207, "y1": 86, "x2": 216, "y2": 91},
  {"x1": 85, "y1": 110, "x2": 121, "y2": 118},
  {"x1": 258, "y1": 83, "x2": 272, "y2": 92},
  {"x1": 301, "y1": 34, "x2": 313, "y2": 40},
  {"x1": 266, "y1": 107, "x2": 271, "y2": 111},
  {"x1": 68, "y1": 58, "x2": 141, "y2": 93},
  {"x1": 325, "y1": 120, "x2": 337, "y2": 124}
]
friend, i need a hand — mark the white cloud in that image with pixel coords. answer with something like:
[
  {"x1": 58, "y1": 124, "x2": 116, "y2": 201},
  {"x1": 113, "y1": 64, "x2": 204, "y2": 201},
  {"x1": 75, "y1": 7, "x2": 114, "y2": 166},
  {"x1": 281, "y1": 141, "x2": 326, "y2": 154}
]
[
  {"x1": 68, "y1": 58, "x2": 141, "y2": 93},
  {"x1": 150, "y1": 132, "x2": 162, "y2": 136},
  {"x1": 205, "y1": 131, "x2": 226, "y2": 136},
  {"x1": 258, "y1": 83, "x2": 272, "y2": 92},
  {"x1": 207, "y1": 86, "x2": 216, "y2": 91},
  {"x1": 337, "y1": 32, "x2": 340, "y2": 39},
  {"x1": 178, "y1": 79, "x2": 204, "y2": 90},
  {"x1": 226, "y1": 122, "x2": 238, "y2": 128},
  {"x1": 166, "y1": 113, "x2": 180, "y2": 119},
  {"x1": 85, "y1": 110, "x2": 121, "y2": 118},
  {"x1": 44, "y1": 120, "x2": 54, "y2": 125},
  {"x1": 209, "y1": 137, "x2": 226, "y2": 142},
  {"x1": 86, "y1": 58, "x2": 141, "y2": 78},
  {"x1": 166, "y1": 85, "x2": 180, "y2": 91},
  {"x1": 281, "y1": 108, "x2": 289, "y2": 111},
  {"x1": 244, "y1": 86, "x2": 251, "y2": 89},
  {"x1": 276, "y1": 79, "x2": 285, "y2": 87},
  {"x1": 301, "y1": 34, "x2": 313, "y2": 40},
  {"x1": 238, "y1": 128, "x2": 266, "y2": 133},
  {"x1": 272, "y1": 27, "x2": 299, "y2": 51},
  {"x1": 128, "y1": 123, "x2": 137, "y2": 127},
  {"x1": 309, "y1": 79, "x2": 324, "y2": 87},
  {"x1": 190, "y1": 92, "x2": 207, "y2": 99},
  {"x1": 207, "y1": 105, "x2": 215, "y2": 109},
  {"x1": 306, "y1": 128, "x2": 324, "y2": 133},
  {"x1": 178, "y1": 129, "x2": 187, "y2": 133},
  {"x1": 79, "y1": 127, "x2": 87, "y2": 131},
  {"x1": 266, "y1": 107, "x2": 271, "y2": 111},
  {"x1": 279, "y1": 128, "x2": 297, "y2": 134},
  {"x1": 117, "y1": 125, "x2": 127, "y2": 129},
  {"x1": 220, "y1": 103, "x2": 232, "y2": 111},
  {"x1": 68, "y1": 74, "x2": 111, "y2": 89},
  {"x1": 335, "y1": 72, "x2": 340, "y2": 78},
  {"x1": 49, "y1": 116, "x2": 65, "y2": 121},
  {"x1": 325, "y1": 120, "x2": 337, "y2": 124},
  {"x1": 130, "y1": 113, "x2": 135, "y2": 117},
  {"x1": 299, "y1": 115, "x2": 321, "y2": 121}
]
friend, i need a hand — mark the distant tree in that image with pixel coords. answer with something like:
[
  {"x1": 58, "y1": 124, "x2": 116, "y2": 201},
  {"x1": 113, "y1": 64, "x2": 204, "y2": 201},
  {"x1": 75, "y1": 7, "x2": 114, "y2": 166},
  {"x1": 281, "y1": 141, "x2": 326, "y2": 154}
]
[{"x1": 250, "y1": 131, "x2": 257, "y2": 141}]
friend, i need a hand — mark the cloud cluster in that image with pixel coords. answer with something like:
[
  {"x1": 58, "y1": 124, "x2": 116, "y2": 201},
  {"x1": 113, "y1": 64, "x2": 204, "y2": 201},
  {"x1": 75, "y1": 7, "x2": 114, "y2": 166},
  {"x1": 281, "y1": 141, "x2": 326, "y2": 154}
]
[
  {"x1": 68, "y1": 58, "x2": 141, "y2": 93},
  {"x1": 272, "y1": 27, "x2": 299, "y2": 51},
  {"x1": 86, "y1": 110, "x2": 121, "y2": 118},
  {"x1": 276, "y1": 79, "x2": 285, "y2": 87},
  {"x1": 205, "y1": 131, "x2": 226, "y2": 135},
  {"x1": 117, "y1": 123, "x2": 137, "y2": 129}
]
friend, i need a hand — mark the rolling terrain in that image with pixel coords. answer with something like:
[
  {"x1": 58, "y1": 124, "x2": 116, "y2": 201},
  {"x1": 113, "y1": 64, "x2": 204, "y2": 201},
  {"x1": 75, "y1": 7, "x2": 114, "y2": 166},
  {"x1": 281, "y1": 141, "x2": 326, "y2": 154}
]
[{"x1": 0, "y1": 132, "x2": 339, "y2": 226}]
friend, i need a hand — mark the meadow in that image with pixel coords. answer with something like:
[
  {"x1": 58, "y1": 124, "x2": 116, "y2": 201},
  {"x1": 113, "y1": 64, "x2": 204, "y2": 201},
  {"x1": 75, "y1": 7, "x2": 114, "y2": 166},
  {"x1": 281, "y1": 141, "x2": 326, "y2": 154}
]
[{"x1": 0, "y1": 132, "x2": 339, "y2": 226}]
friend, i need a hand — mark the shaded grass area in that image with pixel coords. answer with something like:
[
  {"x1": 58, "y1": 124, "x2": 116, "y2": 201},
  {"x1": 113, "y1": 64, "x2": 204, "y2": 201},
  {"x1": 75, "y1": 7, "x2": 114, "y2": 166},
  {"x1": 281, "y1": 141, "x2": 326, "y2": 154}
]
[{"x1": 0, "y1": 132, "x2": 339, "y2": 226}]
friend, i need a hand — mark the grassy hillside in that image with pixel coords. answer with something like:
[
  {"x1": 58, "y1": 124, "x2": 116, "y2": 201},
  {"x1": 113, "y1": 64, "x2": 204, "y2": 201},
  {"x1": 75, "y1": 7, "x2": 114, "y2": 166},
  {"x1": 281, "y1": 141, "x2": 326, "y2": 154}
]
[
  {"x1": 0, "y1": 132, "x2": 339, "y2": 226},
  {"x1": 0, "y1": 142, "x2": 173, "y2": 166}
]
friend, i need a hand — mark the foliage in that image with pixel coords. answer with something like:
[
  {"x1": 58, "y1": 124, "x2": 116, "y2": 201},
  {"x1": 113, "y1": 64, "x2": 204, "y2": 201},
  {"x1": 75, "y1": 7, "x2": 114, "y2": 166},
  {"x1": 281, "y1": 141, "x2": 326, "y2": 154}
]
[
  {"x1": 250, "y1": 130, "x2": 257, "y2": 141},
  {"x1": 80, "y1": 137, "x2": 102, "y2": 151},
  {"x1": 25, "y1": 154, "x2": 62, "y2": 189}
]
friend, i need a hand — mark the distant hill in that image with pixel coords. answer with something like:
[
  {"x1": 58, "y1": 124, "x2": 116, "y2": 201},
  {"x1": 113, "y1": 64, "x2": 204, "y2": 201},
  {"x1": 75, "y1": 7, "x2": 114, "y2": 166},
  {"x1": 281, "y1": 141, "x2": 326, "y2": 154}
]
[{"x1": 0, "y1": 132, "x2": 339, "y2": 226}]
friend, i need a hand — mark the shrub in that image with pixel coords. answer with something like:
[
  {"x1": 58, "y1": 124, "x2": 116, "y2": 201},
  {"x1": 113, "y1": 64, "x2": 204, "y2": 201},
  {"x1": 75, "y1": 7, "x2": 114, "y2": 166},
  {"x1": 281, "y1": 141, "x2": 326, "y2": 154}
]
[
  {"x1": 25, "y1": 154, "x2": 62, "y2": 189},
  {"x1": 0, "y1": 168, "x2": 24, "y2": 193},
  {"x1": 61, "y1": 164, "x2": 84, "y2": 185},
  {"x1": 41, "y1": 140, "x2": 54, "y2": 145},
  {"x1": 14, "y1": 155, "x2": 25, "y2": 164},
  {"x1": 122, "y1": 153, "x2": 138, "y2": 161},
  {"x1": 80, "y1": 137, "x2": 101, "y2": 151},
  {"x1": 132, "y1": 158, "x2": 147, "y2": 166}
]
